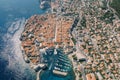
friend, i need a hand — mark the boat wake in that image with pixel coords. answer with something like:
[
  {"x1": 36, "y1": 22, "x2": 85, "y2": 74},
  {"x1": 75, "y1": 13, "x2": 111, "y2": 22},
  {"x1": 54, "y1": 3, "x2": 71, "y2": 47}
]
[{"x1": 1, "y1": 18, "x2": 36, "y2": 80}]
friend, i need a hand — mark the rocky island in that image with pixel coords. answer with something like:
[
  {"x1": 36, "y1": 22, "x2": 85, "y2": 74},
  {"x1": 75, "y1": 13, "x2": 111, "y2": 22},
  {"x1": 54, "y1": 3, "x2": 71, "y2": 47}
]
[{"x1": 20, "y1": 0, "x2": 120, "y2": 80}]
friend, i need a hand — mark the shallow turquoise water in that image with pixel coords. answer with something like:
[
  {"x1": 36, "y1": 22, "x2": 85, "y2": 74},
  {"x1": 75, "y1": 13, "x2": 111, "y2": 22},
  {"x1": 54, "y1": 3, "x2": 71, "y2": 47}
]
[
  {"x1": 40, "y1": 48, "x2": 75, "y2": 80},
  {"x1": 0, "y1": 0, "x2": 75, "y2": 80},
  {"x1": 40, "y1": 70, "x2": 75, "y2": 80},
  {"x1": 0, "y1": 0, "x2": 45, "y2": 80}
]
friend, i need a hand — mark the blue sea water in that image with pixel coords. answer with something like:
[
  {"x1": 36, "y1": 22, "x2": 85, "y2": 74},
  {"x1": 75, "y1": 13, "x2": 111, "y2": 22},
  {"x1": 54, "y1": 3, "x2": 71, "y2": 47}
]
[
  {"x1": 40, "y1": 48, "x2": 75, "y2": 80},
  {"x1": 0, "y1": 0, "x2": 45, "y2": 32},
  {"x1": 0, "y1": 0, "x2": 75, "y2": 80},
  {"x1": 0, "y1": 0, "x2": 45, "y2": 80}
]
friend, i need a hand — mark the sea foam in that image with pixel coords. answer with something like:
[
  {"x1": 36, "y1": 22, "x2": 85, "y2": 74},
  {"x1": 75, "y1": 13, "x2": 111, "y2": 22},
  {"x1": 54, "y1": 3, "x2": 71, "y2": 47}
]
[{"x1": 1, "y1": 18, "x2": 36, "y2": 80}]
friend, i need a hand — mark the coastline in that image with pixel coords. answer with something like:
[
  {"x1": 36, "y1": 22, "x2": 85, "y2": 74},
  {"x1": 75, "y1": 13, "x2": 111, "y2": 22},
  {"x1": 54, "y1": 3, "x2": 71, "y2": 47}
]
[
  {"x1": 20, "y1": 0, "x2": 77, "y2": 80},
  {"x1": 0, "y1": 0, "x2": 120, "y2": 80},
  {"x1": 20, "y1": 0, "x2": 120, "y2": 80},
  {"x1": 2, "y1": 18, "x2": 37, "y2": 80}
]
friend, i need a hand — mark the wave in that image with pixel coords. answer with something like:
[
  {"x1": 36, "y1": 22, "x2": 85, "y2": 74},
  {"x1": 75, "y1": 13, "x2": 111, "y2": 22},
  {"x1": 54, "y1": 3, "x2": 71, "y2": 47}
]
[{"x1": 1, "y1": 18, "x2": 36, "y2": 80}]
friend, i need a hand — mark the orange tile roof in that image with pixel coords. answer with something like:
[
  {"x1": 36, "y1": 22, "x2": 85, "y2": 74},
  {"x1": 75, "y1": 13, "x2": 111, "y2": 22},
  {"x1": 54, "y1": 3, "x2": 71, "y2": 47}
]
[
  {"x1": 86, "y1": 73, "x2": 96, "y2": 80},
  {"x1": 21, "y1": 14, "x2": 74, "y2": 64}
]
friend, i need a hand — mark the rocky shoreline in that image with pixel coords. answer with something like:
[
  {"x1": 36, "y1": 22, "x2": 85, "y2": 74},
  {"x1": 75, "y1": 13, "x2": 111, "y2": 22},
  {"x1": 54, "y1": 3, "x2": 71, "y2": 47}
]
[
  {"x1": 20, "y1": 0, "x2": 120, "y2": 80},
  {"x1": 20, "y1": 0, "x2": 77, "y2": 80}
]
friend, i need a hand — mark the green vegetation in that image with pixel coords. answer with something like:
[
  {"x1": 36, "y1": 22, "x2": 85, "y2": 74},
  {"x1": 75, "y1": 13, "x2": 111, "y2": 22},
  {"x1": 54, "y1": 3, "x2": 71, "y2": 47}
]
[
  {"x1": 72, "y1": 54, "x2": 77, "y2": 61},
  {"x1": 100, "y1": 10, "x2": 115, "y2": 24},
  {"x1": 80, "y1": 17, "x2": 86, "y2": 28},
  {"x1": 110, "y1": 0, "x2": 120, "y2": 18},
  {"x1": 115, "y1": 27, "x2": 120, "y2": 32},
  {"x1": 101, "y1": 0, "x2": 107, "y2": 10},
  {"x1": 96, "y1": 24, "x2": 102, "y2": 29},
  {"x1": 81, "y1": 45, "x2": 86, "y2": 49},
  {"x1": 71, "y1": 37, "x2": 77, "y2": 45}
]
